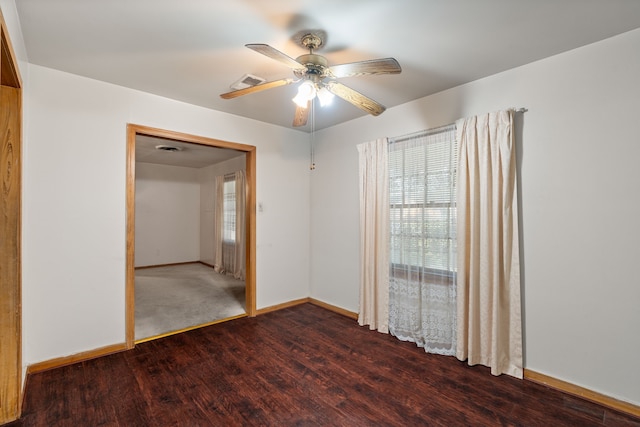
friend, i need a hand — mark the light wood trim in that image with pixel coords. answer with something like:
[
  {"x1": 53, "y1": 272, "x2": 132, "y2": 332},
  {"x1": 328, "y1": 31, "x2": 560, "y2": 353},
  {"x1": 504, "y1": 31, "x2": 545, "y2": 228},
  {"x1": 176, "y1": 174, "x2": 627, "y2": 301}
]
[
  {"x1": 0, "y1": 85, "x2": 21, "y2": 422},
  {"x1": 27, "y1": 343, "x2": 127, "y2": 375},
  {"x1": 524, "y1": 369, "x2": 640, "y2": 418},
  {"x1": 245, "y1": 146, "x2": 257, "y2": 316},
  {"x1": 125, "y1": 125, "x2": 136, "y2": 349},
  {"x1": 125, "y1": 124, "x2": 257, "y2": 346},
  {"x1": 135, "y1": 261, "x2": 201, "y2": 270},
  {"x1": 256, "y1": 298, "x2": 311, "y2": 315},
  {"x1": 255, "y1": 298, "x2": 358, "y2": 320},
  {"x1": 0, "y1": 8, "x2": 22, "y2": 424},
  {"x1": 135, "y1": 313, "x2": 247, "y2": 344},
  {"x1": 129, "y1": 124, "x2": 256, "y2": 152},
  {"x1": 309, "y1": 299, "x2": 358, "y2": 320}
]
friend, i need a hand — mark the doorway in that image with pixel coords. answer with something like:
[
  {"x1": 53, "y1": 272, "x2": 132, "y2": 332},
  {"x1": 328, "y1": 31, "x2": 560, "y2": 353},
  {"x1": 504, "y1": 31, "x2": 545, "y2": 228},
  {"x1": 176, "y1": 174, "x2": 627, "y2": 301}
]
[{"x1": 125, "y1": 124, "x2": 256, "y2": 348}]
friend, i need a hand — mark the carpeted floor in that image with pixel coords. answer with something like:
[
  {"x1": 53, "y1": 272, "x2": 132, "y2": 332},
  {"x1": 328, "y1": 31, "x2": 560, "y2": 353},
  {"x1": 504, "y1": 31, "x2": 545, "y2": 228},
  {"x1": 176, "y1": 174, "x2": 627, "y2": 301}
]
[{"x1": 134, "y1": 263, "x2": 245, "y2": 340}]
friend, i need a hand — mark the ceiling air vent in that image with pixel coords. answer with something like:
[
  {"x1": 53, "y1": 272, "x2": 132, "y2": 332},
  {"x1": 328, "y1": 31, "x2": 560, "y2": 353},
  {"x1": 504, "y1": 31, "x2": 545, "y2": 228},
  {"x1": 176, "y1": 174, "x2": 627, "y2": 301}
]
[
  {"x1": 230, "y1": 74, "x2": 265, "y2": 90},
  {"x1": 155, "y1": 144, "x2": 182, "y2": 152}
]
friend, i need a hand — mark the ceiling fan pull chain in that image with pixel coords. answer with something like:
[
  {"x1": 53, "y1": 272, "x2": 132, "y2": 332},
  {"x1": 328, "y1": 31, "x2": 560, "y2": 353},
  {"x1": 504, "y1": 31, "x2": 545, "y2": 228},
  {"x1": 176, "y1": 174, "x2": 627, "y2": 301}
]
[{"x1": 310, "y1": 101, "x2": 316, "y2": 170}]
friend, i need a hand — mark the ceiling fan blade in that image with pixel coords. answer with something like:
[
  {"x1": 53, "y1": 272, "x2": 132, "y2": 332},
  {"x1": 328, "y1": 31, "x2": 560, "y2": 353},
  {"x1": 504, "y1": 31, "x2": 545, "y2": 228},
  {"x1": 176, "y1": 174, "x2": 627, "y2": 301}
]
[
  {"x1": 327, "y1": 58, "x2": 402, "y2": 78},
  {"x1": 292, "y1": 101, "x2": 310, "y2": 127},
  {"x1": 246, "y1": 44, "x2": 304, "y2": 70},
  {"x1": 220, "y1": 78, "x2": 295, "y2": 99},
  {"x1": 325, "y1": 81, "x2": 386, "y2": 116}
]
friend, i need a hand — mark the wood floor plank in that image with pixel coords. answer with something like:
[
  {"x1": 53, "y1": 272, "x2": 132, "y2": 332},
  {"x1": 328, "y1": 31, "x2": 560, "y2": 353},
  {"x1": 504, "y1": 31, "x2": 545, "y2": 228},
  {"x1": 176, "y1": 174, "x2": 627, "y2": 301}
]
[{"x1": 8, "y1": 304, "x2": 640, "y2": 426}]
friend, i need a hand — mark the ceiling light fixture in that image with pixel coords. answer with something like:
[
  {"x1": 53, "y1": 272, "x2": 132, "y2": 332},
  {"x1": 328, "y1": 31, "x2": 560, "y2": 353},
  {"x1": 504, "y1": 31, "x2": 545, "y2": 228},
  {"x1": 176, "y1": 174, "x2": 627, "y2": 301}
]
[
  {"x1": 292, "y1": 80, "x2": 335, "y2": 109},
  {"x1": 292, "y1": 80, "x2": 316, "y2": 108},
  {"x1": 316, "y1": 86, "x2": 335, "y2": 107}
]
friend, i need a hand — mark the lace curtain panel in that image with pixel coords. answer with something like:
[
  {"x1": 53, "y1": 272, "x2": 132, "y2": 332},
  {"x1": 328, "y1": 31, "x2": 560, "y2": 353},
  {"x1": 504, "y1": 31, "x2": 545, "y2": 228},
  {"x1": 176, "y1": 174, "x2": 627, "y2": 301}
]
[{"x1": 388, "y1": 126, "x2": 458, "y2": 356}]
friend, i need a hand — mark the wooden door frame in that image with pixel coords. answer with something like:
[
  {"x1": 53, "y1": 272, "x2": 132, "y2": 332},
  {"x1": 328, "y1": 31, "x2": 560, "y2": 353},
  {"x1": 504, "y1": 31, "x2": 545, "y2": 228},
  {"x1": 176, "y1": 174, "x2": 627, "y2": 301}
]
[
  {"x1": 125, "y1": 124, "x2": 257, "y2": 348},
  {"x1": 0, "y1": 7, "x2": 23, "y2": 424}
]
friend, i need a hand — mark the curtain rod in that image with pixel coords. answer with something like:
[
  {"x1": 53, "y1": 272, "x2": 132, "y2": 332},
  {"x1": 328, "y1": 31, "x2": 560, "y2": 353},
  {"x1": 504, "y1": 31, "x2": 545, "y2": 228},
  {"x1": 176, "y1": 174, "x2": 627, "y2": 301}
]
[
  {"x1": 390, "y1": 123, "x2": 456, "y2": 144},
  {"x1": 390, "y1": 108, "x2": 528, "y2": 144}
]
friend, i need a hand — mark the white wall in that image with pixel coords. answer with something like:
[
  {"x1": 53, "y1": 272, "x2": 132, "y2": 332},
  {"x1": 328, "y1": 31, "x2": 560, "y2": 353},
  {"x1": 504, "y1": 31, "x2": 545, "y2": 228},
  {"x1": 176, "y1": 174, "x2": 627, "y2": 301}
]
[
  {"x1": 199, "y1": 155, "x2": 245, "y2": 266},
  {"x1": 0, "y1": 1, "x2": 27, "y2": 64},
  {"x1": 135, "y1": 163, "x2": 201, "y2": 267},
  {"x1": 310, "y1": 28, "x2": 640, "y2": 405},
  {"x1": 22, "y1": 64, "x2": 311, "y2": 365}
]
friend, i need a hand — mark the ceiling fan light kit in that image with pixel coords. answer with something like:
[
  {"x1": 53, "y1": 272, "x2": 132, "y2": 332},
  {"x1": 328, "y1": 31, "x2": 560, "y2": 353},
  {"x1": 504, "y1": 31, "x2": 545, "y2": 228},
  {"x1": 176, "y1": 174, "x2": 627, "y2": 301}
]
[
  {"x1": 220, "y1": 31, "x2": 401, "y2": 127},
  {"x1": 292, "y1": 80, "x2": 317, "y2": 107},
  {"x1": 316, "y1": 87, "x2": 335, "y2": 107}
]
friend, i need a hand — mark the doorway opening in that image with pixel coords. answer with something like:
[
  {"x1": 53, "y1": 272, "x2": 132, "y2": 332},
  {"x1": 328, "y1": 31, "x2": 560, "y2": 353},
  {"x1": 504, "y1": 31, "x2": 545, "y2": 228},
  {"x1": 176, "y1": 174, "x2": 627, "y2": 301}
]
[{"x1": 125, "y1": 124, "x2": 256, "y2": 348}]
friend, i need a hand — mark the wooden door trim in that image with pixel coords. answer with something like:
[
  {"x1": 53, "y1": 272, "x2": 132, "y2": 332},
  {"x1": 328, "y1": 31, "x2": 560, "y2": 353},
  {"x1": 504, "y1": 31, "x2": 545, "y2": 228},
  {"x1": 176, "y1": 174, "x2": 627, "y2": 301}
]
[
  {"x1": 125, "y1": 124, "x2": 257, "y2": 348},
  {"x1": 0, "y1": 7, "x2": 22, "y2": 424}
]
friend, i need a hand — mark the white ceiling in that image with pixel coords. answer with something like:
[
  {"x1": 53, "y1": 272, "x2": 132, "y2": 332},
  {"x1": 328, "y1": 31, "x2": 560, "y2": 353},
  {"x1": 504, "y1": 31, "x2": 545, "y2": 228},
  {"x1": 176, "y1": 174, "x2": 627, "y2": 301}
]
[
  {"x1": 135, "y1": 135, "x2": 244, "y2": 168},
  {"x1": 15, "y1": 0, "x2": 640, "y2": 132}
]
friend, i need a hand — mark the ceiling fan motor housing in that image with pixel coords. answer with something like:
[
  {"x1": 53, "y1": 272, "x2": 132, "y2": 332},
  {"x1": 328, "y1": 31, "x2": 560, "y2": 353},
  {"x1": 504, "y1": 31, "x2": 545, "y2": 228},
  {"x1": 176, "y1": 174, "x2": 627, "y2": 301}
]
[{"x1": 294, "y1": 54, "x2": 328, "y2": 80}]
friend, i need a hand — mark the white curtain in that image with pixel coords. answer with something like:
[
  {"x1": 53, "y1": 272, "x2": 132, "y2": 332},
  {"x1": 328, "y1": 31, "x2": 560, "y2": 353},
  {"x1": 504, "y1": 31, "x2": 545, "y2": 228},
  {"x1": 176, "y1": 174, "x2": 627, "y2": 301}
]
[
  {"x1": 456, "y1": 110, "x2": 523, "y2": 378},
  {"x1": 213, "y1": 175, "x2": 225, "y2": 274},
  {"x1": 388, "y1": 126, "x2": 458, "y2": 356},
  {"x1": 213, "y1": 171, "x2": 246, "y2": 280},
  {"x1": 357, "y1": 138, "x2": 390, "y2": 333},
  {"x1": 232, "y1": 170, "x2": 246, "y2": 280}
]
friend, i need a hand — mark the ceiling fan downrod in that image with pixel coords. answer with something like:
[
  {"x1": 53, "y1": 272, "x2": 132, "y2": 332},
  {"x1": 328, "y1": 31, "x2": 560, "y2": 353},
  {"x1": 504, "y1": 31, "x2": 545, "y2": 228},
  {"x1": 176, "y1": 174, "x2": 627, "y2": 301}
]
[{"x1": 300, "y1": 33, "x2": 323, "y2": 52}]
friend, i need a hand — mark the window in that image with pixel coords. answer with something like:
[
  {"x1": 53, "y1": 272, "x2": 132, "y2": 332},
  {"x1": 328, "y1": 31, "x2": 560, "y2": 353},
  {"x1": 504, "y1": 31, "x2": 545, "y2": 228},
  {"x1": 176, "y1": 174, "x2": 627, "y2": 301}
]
[
  {"x1": 389, "y1": 126, "x2": 457, "y2": 276},
  {"x1": 223, "y1": 175, "x2": 236, "y2": 243}
]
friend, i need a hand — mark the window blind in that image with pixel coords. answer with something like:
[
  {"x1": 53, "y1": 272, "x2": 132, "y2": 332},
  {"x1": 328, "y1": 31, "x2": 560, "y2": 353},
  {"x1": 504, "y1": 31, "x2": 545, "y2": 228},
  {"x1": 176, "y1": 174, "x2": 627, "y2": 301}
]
[
  {"x1": 389, "y1": 125, "x2": 457, "y2": 274},
  {"x1": 223, "y1": 174, "x2": 236, "y2": 243}
]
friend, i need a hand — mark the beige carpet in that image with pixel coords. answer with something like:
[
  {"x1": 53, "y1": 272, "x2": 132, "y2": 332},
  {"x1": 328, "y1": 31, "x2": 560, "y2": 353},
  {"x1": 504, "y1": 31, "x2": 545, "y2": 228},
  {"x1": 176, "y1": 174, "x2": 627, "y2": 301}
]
[{"x1": 135, "y1": 263, "x2": 245, "y2": 340}]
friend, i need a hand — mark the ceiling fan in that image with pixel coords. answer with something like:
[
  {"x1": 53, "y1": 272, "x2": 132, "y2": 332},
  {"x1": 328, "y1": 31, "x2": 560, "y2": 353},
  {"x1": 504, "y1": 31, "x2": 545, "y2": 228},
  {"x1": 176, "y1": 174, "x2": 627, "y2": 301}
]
[{"x1": 220, "y1": 31, "x2": 402, "y2": 127}]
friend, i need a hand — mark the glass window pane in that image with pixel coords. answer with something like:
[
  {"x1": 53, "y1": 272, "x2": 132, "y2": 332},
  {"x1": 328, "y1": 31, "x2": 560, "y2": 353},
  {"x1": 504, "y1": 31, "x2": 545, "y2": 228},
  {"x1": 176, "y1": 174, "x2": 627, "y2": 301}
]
[
  {"x1": 389, "y1": 127, "x2": 457, "y2": 274},
  {"x1": 223, "y1": 179, "x2": 236, "y2": 242}
]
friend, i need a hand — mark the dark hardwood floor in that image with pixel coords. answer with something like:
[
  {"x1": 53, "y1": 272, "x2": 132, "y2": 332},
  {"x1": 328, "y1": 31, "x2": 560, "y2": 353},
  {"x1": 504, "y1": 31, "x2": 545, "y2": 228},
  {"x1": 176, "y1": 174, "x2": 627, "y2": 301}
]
[{"x1": 6, "y1": 303, "x2": 640, "y2": 426}]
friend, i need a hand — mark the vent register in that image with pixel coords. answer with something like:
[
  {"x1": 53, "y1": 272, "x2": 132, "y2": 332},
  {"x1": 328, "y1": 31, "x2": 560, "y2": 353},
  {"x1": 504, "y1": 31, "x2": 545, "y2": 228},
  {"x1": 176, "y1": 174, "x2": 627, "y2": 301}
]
[
  {"x1": 155, "y1": 145, "x2": 182, "y2": 152},
  {"x1": 230, "y1": 74, "x2": 266, "y2": 91}
]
